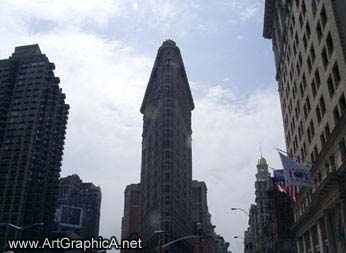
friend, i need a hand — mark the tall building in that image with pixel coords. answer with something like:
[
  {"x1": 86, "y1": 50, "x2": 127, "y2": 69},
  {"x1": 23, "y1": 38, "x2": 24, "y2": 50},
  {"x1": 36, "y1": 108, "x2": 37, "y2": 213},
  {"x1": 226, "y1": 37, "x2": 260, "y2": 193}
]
[
  {"x1": 269, "y1": 174, "x2": 295, "y2": 253},
  {"x1": 255, "y1": 157, "x2": 273, "y2": 252},
  {"x1": 244, "y1": 158, "x2": 296, "y2": 253},
  {"x1": 0, "y1": 45, "x2": 69, "y2": 247},
  {"x1": 121, "y1": 183, "x2": 140, "y2": 241},
  {"x1": 139, "y1": 39, "x2": 194, "y2": 252},
  {"x1": 244, "y1": 204, "x2": 258, "y2": 253},
  {"x1": 192, "y1": 180, "x2": 217, "y2": 253},
  {"x1": 263, "y1": 0, "x2": 346, "y2": 252},
  {"x1": 214, "y1": 234, "x2": 230, "y2": 253},
  {"x1": 57, "y1": 174, "x2": 102, "y2": 238}
]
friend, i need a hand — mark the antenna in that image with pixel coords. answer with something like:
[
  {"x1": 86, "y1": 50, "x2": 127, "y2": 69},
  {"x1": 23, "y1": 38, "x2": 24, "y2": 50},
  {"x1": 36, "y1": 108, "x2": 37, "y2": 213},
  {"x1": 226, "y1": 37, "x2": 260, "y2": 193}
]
[{"x1": 260, "y1": 142, "x2": 263, "y2": 157}]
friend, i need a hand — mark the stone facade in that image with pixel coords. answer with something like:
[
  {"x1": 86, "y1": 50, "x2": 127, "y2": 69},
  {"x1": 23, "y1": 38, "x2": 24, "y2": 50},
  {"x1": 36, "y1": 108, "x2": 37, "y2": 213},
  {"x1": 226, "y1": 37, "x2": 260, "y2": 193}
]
[
  {"x1": 0, "y1": 45, "x2": 69, "y2": 249},
  {"x1": 263, "y1": 0, "x2": 346, "y2": 252},
  {"x1": 122, "y1": 40, "x2": 230, "y2": 253},
  {"x1": 139, "y1": 39, "x2": 194, "y2": 252}
]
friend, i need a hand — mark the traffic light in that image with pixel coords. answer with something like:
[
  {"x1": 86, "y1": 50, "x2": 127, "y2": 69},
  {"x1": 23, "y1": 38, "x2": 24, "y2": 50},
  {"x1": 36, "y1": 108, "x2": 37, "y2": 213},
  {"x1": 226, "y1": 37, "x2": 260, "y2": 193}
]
[{"x1": 200, "y1": 237, "x2": 207, "y2": 244}]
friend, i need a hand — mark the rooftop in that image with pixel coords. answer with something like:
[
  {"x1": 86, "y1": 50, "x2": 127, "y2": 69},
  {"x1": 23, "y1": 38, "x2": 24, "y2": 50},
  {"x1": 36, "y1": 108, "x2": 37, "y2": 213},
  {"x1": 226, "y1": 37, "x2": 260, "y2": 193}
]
[
  {"x1": 162, "y1": 39, "x2": 176, "y2": 47},
  {"x1": 12, "y1": 44, "x2": 42, "y2": 58}
]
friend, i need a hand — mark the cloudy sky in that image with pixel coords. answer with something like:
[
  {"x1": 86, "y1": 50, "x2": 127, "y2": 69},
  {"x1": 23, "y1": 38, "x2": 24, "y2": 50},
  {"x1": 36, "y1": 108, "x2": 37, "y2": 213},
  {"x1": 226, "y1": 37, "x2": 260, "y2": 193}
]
[{"x1": 0, "y1": 0, "x2": 286, "y2": 252}]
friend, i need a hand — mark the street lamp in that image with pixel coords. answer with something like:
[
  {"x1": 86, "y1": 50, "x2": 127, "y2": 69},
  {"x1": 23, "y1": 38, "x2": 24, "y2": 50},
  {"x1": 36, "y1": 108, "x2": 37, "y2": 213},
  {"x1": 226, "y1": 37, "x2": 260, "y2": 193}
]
[
  {"x1": 161, "y1": 235, "x2": 200, "y2": 249},
  {"x1": 154, "y1": 230, "x2": 165, "y2": 253},
  {"x1": 230, "y1": 207, "x2": 249, "y2": 216},
  {"x1": 0, "y1": 223, "x2": 44, "y2": 252},
  {"x1": 233, "y1": 236, "x2": 244, "y2": 239},
  {"x1": 0, "y1": 222, "x2": 44, "y2": 230},
  {"x1": 0, "y1": 222, "x2": 44, "y2": 239}
]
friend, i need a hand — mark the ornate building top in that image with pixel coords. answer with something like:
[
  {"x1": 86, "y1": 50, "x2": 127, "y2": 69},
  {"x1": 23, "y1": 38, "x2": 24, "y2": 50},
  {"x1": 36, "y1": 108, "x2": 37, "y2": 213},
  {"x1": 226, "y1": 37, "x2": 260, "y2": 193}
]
[{"x1": 257, "y1": 156, "x2": 268, "y2": 166}]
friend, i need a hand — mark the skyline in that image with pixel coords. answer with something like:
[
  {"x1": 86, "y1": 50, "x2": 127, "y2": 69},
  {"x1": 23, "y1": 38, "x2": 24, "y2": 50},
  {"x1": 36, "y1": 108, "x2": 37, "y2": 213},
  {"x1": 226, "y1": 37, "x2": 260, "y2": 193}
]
[{"x1": 0, "y1": 1, "x2": 286, "y2": 252}]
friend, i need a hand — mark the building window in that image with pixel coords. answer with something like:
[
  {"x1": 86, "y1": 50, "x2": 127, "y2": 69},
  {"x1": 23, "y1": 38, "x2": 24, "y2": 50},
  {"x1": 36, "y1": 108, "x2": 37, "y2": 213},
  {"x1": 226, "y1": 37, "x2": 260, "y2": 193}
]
[
  {"x1": 310, "y1": 120, "x2": 315, "y2": 137},
  {"x1": 333, "y1": 105, "x2": 340, "y2": 124},
  {"x1": 326, "y1": 33, "x2": 334, "y2": 57},
  {"x1": 315, "y1": 69, "x2": 321, "y2": 87},
  {"x1": 316, "y1": 22, "x2": 323, "y2": 42},
  {"x1": 320, "y1": 96, "x2": 326, "y2": 115},
  {"x1": 333, "y1": 62, "x2": 341, "y2": 86},
  {"x1": 330, "y1": 155, "x2": 336, "y2": 171},
  {"x1": 320, "y1": 133, "x2": 326, "y2": 146},
  {"x1": 310, "y1": 47, "x2": 316, "y2": 63},
  {"x1": 164, "y1": 173, "x2": 170, "y2": 182},
  {"x1": 314, "y1": 145, "x2": 319, "y2": 159},
  {"x1": 322, "y1": 48, "x2": 329, "y2": 69},
  {"x1": 316, "y1": 107, "x2": 322, "y2": 123},
  {"x1": 327, "y1": 76, "x2": 335, "y2": 98},
  {"x1": 305, "y1": 22, "x2": 311, "y2": 38},
  {"x1": 303, "y1": 35, "x2": 308, "y2": 50},
  {"x1": 307, "y1": 128, "x2": 312, "y2": 143},
  {"x1": 299, "y1": 14, "x2": 304, "y2": 29},
  {"x1": 306, "y1": 97, "x2": 311, "y2": 112},
  {"x1": 295, "y1": 0, "x2": 300, "y2": 8},
  {"x1": 311, "y1": 152, "x2": 315, "y2": 163},
  {"x1": 321, "y1": 6, "x2": 327, "y2": 28},
  {"x1": 307, "y1": 57, "x2": 312, "y2": 73},
  {"x1": 302, "y1": 1, "x2": 306, "y2": 16},
  {"x1": 340, "y1": 139, "x2": 346, "y2": 162},
  {"x1": 324, "y1": 123, "x2": 330, "y2": 138},
  {"x1": 311, "y1": 0, "x2": 317, "y2": 16},
  {"x1": 311, "y1": 80, "x2": 317, "y2": 97},
  {"x1": 295, "y1": 33, "x2": 299, "y2": 48},
  {"x1": 339, "y1": 94, "x2": 346, "y2": 113}
]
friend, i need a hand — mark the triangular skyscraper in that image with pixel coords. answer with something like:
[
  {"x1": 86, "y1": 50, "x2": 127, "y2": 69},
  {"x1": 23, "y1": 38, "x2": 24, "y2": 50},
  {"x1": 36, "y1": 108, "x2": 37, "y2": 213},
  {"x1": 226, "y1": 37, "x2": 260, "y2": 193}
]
[{"x1": 139, "y1": 40, "x2": 194, "y2": 252}]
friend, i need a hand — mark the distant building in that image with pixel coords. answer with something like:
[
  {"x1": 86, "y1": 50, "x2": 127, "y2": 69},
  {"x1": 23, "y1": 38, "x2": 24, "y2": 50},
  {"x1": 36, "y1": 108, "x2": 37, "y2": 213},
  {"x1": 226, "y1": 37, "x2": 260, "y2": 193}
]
[
  {"x1": 244, "y1": 204, "x2": 257, "y2": 253},
  {"x1": 121, "y1": 183, "x2": 140, "y2": 240},
  {"x1": 244, "y1": 157, "x2": 297, "y2": 253},
  {"x1": 0, "y1": 44, "x2": 69, "y2": 248},
  {"x1": 255, "y1": 157, "x2": 273, "y2": 252},
  {"x1": 192, "y1": 180, "x2": 217, "y2": 253},
  {"x1": 269, "y1": 176, "x2": 296, "y2": 253},
  {"x1": 263, "y1": 0, "x2": 346, "y2": 252},
  {"x1": 57, "y1": 174, "x2": 101, "y2": 238},
  {"x1": 214, "y1": 234, "x2": 230, "y2": 253}
]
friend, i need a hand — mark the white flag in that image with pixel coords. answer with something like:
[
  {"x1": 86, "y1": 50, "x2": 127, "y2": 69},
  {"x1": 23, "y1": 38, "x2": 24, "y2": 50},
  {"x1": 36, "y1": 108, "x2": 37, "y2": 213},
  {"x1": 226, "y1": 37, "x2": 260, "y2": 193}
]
[{"x1": 279, "y1": 152, "x2": 312, "y2": 187}]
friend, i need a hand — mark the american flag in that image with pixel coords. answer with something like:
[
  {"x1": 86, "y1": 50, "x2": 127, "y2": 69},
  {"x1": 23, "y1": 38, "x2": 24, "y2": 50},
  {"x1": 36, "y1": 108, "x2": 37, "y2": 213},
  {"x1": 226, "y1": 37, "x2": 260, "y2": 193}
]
[{"x1": 273, "y1": 170, "x2": 299, "y2": 206}]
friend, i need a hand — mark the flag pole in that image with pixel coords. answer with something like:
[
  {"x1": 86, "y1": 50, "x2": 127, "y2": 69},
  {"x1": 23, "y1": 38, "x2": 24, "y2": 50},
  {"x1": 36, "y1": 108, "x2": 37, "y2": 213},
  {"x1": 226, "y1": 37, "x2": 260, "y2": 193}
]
[{"x1": 274, "y1": 146, "x2": 312, "y2": 167}]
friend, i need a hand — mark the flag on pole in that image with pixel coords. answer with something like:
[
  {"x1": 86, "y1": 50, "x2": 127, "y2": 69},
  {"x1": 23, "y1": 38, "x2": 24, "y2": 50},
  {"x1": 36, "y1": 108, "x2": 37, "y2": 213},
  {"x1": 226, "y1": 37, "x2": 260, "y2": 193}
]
[
  {"x1": 273, "y1": 170, "x2": 286, "y2": 193},
  {"x1": 279, "y1": 152, "x2": 313, "y2": 187},
  {"x1": 273, "y1": 169, "x2": 299, "y2": 206}
]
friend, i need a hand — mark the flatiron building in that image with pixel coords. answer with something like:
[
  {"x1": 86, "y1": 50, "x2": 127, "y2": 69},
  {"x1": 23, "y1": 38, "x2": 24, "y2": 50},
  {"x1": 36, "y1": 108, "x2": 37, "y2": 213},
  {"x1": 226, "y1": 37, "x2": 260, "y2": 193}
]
[{"x1": 139, "y1": 40, "x2": 194, "y2": 252}]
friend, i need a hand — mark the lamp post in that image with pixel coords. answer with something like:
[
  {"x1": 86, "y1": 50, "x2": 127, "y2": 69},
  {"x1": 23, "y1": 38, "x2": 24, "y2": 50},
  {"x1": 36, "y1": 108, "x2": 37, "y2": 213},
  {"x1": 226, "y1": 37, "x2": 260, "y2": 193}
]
[
  {"x1": 161, "y1": 235, "x2": 201, "y2": 249},
  {"x1": 0, "y1": 222, "x2": 44, "y2": 252},
  {"x1": 154, "y1": 230, "x2": 165, "y2": 253},
  {"x1": 154, "y1": 231, "x2": 203, "y2": 251},
  {"x1": 233, "y1": 236, "x2": 244, "y2": 239},
  {"x1": 230, "y1": 207, "x2": 249, "y2": 217},
  {"x1": 0, "y1": 222, "x2": 44, "y2": 235}
]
